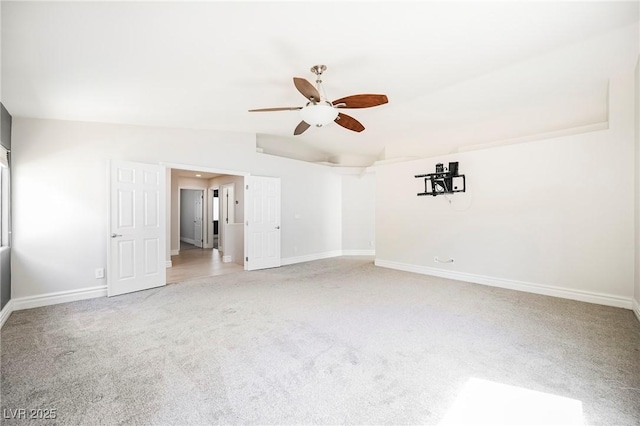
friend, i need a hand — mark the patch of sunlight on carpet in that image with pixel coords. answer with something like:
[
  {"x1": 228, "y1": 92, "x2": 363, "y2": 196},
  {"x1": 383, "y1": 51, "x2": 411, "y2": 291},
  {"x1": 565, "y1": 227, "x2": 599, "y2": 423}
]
[{"x1": 439, "y1": 377, "x2": 584, "y2": 426}]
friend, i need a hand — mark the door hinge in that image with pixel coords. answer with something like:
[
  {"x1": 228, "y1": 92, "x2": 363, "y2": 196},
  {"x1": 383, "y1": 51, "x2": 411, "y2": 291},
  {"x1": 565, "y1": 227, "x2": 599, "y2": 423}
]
[
  {"x1": 245, "y1": 220, "x2": 248, "y2": 226},
  {"x1": 246, "y1": 185, "x2": 248, "y2": 190},
  {"x1": 245, "y1": 257, "x2": 248, "y2": 261}
]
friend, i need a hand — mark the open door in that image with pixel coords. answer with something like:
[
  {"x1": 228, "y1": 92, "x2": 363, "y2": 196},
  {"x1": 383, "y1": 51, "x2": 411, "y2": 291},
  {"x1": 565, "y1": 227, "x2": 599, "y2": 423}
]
[
  {"x1": 194, "y1": 191, "x2": 203, "y2": 248},
  {"x1": 108, "y1": 160, "x2": 166, "y2": 296},
  {"x1": 246, "y1": 176, "x2": 281, "y2": 271}
]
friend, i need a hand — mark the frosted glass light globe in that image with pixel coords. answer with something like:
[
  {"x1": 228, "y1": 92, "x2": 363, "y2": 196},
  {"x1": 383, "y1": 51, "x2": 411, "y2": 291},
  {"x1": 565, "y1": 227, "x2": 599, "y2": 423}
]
[{"x1": 300, "y1": 103, "x2": 339, "y2": 127}]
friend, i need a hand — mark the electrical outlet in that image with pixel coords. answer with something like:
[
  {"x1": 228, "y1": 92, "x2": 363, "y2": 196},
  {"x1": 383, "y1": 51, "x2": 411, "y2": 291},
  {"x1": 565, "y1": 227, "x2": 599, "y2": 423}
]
[{"x1": 95, "y1": 268, "x2": 105, "y2": 279}]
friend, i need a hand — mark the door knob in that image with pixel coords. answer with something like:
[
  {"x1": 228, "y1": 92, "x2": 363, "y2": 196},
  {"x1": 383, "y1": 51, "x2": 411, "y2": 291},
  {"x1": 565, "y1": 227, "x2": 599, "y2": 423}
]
[{"x1": 111, "y1": 233, "x2": 123, "y2": 238}]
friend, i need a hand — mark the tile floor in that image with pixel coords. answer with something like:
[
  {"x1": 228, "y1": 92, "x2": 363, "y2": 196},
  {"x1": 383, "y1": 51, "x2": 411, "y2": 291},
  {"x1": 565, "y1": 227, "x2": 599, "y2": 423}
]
[{"x1": 167, "y1": 242, "x2": 243, "y2": 283}]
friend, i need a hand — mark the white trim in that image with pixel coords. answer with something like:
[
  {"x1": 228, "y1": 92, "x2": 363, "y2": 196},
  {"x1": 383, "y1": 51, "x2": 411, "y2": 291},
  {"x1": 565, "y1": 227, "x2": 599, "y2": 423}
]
[
  {"x1": 160, "y1": 162, "x2": 250, "y2": 178},
  {"x1": 170, "y1": 249, "x2": 180, "y2": 256},
  {"x1": 12, "y1": 286, "x2": 107, "y2": 311},
  {"x1": 180, "y1": 237, "x2": 196, "y2": 245},
  {"x1": 342, "y1": 250, "x2": 375, "y2": 256},
  {"x1": 374, "y1": 259, "x2": 633, "y2": 309},
  {"x1": 222, "y1": 255, "x2": 232, "y2": 263},
  {"x1": 281, "y1": 250, "x2": 343, "y2": 266},
  {"x1": 633, "y1": 299, "x2": 640, "y2": 323},
  {"x1": 166, "y1": 261, "x2": 172, "y2": 268},
  {"x1": 0, "y1": 299, "x2": 13, "y2": 329},
  {"x1": 456, "y1": 122, "x2": 609, "y2": 153}
]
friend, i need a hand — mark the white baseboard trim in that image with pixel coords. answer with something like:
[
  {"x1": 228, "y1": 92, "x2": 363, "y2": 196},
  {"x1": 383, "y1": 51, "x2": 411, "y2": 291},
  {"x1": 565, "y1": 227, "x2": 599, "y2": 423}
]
[
  {"x1": 166, "y1": 261, "x2": 172, "y2": 268},
  {"x1": 0, "y1": 299, "x2": 13, "y2": 329},
  {"x1": 222, "y1": 255, "x2": 232, "y2": 263},
  {"x1": 375, "y1": 259, "x2": 633, "y2": 310},
  {"x1": 633, "y1": 299, "x2": 640, "y2": 323},
  {"x1": 170, "y1": 249, "x2": 180, "y2": 256},
  {"x1": 12, "y1": 285, "x2": 108, "y2": 312},
  {"x1": 180, "y1": 237, "x2": 196, "y2": 245},
  {"x1": 342, "y1": 250, "x2": 375, "y2": 256},
  {"x1": 281, "y1": 250, "x2": 343, "y2": 266}
]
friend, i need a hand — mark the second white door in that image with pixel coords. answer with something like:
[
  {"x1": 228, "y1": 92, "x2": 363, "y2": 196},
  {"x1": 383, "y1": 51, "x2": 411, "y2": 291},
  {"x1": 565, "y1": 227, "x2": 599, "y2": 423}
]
[
  {"x1": 246, "y1": 176, "x2": 281, "y2": 270},
  {"x1": 194, "y1": 191, "x2": 203, "y2": 248}
]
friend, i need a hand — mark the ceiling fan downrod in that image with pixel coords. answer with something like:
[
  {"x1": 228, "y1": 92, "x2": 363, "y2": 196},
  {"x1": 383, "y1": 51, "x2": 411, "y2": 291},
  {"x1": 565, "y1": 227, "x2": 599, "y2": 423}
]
[{"x1": 310, "y1": 65, "x2": 328, "y2": 101}]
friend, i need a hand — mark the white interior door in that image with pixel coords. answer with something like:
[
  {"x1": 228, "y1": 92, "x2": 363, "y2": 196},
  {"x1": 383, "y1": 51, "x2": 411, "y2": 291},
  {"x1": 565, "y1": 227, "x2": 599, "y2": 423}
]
[
  {"x1": 246, "y1": 176, "x2": 281, "y2": 270},
  {"x1": 194, "y1": 191, "x2": 203, "y2": 248},
  {"x1": 108, "y1": 160, "x2": 166, "y2": 296}
]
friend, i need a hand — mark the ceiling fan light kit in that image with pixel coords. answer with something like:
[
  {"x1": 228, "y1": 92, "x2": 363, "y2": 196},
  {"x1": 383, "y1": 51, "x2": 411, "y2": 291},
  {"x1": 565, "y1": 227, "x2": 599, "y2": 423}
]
[
  {"x1": 300, "y1": 103, "x2": 338, "y2": 127},
  {"x1": 249, "y1": 65, "x2": 388, "y2": 135}
]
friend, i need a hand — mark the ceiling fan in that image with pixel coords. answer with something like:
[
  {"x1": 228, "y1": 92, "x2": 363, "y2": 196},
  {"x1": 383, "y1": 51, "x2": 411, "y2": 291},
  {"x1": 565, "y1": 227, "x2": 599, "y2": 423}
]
[{"x1": 249, "y1": 65, "x2": 388, "y2": 135}]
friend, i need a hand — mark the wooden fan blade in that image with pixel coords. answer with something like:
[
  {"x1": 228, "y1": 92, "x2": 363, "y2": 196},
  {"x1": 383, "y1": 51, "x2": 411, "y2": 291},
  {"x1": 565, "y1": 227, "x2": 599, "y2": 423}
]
[
  {"x1": 332, "y1": 94, "x2": 388, "y2": 109},
  {"x1": 334, "y1": 113, "x2": 365, "y2": 132},
  {"x1": 293, "y1": 77, "x2": 321, "y2": 102},
  {"x1": 248, "y1": 106, "x2": 302, "y2": 112},
  {"x1": 294, "y1": 121, "x2": 311, "y2": 135}
]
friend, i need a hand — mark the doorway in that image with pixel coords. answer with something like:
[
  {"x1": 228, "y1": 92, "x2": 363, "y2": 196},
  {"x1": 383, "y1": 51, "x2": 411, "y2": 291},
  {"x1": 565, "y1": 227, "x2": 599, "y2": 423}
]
[
  {"x1": 211, "y1": 188, "x2": 219, "y2": 249},
  {"x1": 168, "y1": 166, "x2": 247, "y2": 283},
  {"x1": 179, "y1": 189, "x2": 204, "y2": 250}
]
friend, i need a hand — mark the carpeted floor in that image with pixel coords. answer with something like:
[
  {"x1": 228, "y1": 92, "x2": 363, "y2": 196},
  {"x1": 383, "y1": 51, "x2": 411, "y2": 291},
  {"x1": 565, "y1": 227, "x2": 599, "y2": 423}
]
[{"x1": 1, "y1": 257, "x2": 639, "y2": 425}]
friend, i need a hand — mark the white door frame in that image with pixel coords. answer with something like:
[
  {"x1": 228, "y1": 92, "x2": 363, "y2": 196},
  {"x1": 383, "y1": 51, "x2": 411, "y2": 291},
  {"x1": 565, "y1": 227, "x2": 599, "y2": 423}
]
[
  {"x1": 219, "y1": 183, "x2": 235, "y2": 256},
  {"x1": 161, "y1": 163, "x2": 250, "y2": 270},
  {"x1": 208, "y1": 186, "x2": 220, "y2": 250}
]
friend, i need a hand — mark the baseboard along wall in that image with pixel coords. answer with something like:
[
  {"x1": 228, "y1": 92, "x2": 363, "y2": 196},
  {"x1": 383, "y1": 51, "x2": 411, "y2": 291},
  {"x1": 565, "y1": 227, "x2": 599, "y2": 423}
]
[
  {"x1": 1, "y1": 285, "x2": 108, "y2": 328},
  {"x1": 12, "y1": 285, "x2": 108, "y2": 311},
  {"x1": 375, "y1": 259, "x2": 634, "y2": 310},
  {"x1": 342, "y1": 250, "x2": 376, "y2": 256},
  {"x1": 4, "y1": 253, "x2": 636, "y2": 326},
  {"x1": 281, "y1": 250, "x2": 375, "y2": 266},
  {"x1": 281, "y1": 251, "x2": 343, "y2": 266},
  {"x1": 633, "y1": 299, "x2": 640, "y2": 323},
  {"x1": 0, "y1": 299, "x2": 13, "y2": 329}
]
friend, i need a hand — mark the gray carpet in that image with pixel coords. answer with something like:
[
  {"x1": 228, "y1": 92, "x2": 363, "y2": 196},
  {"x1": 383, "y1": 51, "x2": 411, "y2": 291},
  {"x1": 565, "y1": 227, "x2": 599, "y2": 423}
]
[{"x1": 1, "y1": 257, "x2": 639, "y2": 425}]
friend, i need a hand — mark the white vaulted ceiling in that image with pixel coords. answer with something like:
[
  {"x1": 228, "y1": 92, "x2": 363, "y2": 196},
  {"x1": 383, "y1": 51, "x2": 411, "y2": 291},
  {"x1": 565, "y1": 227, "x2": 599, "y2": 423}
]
[{"x1": 2, "y1": 1, "x2": 639, "y2": 166}]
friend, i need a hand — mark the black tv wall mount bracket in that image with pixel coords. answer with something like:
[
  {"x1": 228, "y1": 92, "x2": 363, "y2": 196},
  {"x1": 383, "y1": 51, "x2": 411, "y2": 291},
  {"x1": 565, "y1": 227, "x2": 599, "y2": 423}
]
[{"x1": 415, "y1": 162, "x2": 466, "y2": 197}]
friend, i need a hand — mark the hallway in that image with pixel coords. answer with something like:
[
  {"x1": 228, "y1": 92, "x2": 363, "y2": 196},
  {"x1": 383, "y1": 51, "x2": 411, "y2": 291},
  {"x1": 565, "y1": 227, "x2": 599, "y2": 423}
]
[{"x1": 167, "y1": 242, "x2": 243, "y2": 283}]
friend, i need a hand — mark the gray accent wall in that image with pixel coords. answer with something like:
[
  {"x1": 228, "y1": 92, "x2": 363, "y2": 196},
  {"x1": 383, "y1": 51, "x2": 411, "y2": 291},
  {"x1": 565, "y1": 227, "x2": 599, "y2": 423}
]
[{"x1": 1, "y1": 103, "x2": 11, "y2": 311}]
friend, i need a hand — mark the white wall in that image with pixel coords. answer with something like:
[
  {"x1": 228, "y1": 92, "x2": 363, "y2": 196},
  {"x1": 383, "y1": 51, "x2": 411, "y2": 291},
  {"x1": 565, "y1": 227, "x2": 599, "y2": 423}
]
[
  {"x1": 209, "y1": 174, "x2": 244, "y2": 224},
  {"x1": 635, "y1": 54, "x2": 640, "y2": 315},
  {"x1": 206, "y1": 174, "x2": 244, "y2": 255},
  {"x1": 341, "y1": 173, "x2": 375, "y2": 253},
  {"x1": 375, "y1": 75, "x2": 636, "y2": 307},
  {"x1": 11, "y1": 118, "x2": 342, "y2": 299}
]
